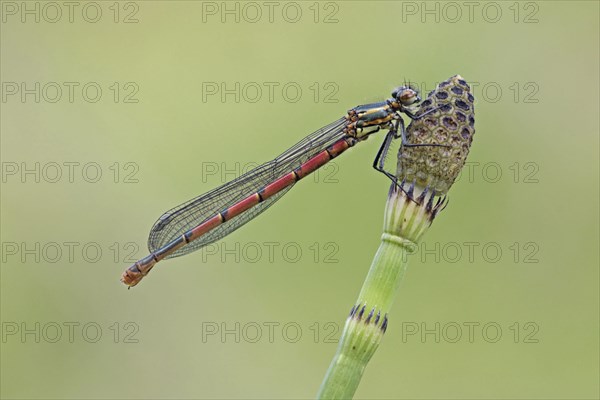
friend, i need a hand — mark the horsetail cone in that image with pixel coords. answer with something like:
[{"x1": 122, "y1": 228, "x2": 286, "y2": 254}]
[
  {"x1": 384, "y1": 75, "x2": 475, "y2": 243},
  {"x1": 397, "y1": 75, "x2": 476, "y2": 195}
]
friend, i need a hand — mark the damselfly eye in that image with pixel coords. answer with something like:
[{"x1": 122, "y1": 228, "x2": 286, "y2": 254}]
[{"x1": 392, "y1": 86, "x2": 420, "y2": 106}]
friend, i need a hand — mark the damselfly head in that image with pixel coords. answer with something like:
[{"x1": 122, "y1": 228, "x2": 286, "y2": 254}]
[{"x1": 391, "y1": 86, "x2": 420, "y2": 106}]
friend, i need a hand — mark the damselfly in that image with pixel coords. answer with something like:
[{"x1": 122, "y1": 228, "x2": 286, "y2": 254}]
[{"x1": 121, "y1": 85, "x2": 439, "y2": 287}]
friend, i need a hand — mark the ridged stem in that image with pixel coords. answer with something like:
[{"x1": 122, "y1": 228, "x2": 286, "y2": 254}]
[
  {"x1": 317, "y1": 238, "x2": 410, "y2": 399},
  {"x1": 317, "y1": 185, "x2": 443, "y2": 399}
]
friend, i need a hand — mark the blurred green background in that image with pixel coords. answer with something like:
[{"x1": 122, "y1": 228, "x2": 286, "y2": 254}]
[{"x1": 1, "y1": 1, "x2": 598, "y2": 399}]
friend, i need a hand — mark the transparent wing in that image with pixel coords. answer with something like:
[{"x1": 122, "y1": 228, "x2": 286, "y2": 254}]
[{"x1": 147, "y1": 117, "x2": 348, "y2": 258}]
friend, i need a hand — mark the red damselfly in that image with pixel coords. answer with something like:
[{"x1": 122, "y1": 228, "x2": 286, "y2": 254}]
[{"x1": 121, "y1": 86, "x2": 440, "y2": 287}]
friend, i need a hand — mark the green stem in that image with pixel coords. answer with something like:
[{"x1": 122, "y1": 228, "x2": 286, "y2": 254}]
[
  {"x1": 357, "y1": 235, "x2": 413, "y2": 309},
  {"x1": 317, "y1": 186, "x2": 441, "y2": 399},
  {"x1": 317, "y1": 237, "x2": 411, "y2": 399}
]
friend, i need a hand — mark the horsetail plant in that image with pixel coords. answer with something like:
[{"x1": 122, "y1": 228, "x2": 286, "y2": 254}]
[{"x1": 317, "y1": 75, "x2": 476, "y2": 399}]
